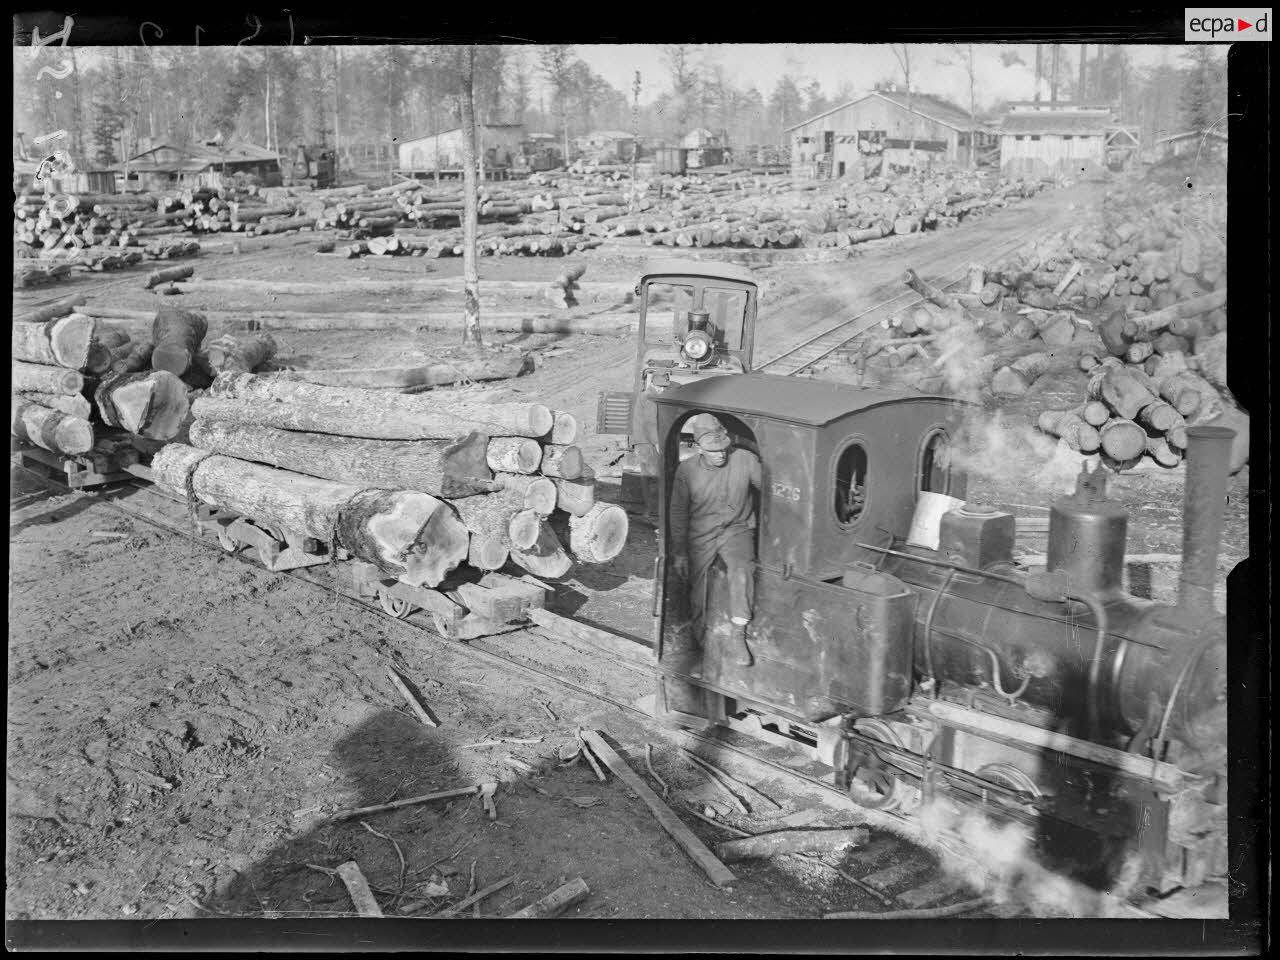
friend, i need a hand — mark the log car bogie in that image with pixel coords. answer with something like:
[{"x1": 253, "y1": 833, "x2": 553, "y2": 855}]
[{"x1": 650, "y1": 373, "x2": 1230, "y2": 898}]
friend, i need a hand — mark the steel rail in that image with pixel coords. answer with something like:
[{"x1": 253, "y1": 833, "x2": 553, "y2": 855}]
[{"x1": 757, "y1": 222, "x2": 1046, "y2": 375}]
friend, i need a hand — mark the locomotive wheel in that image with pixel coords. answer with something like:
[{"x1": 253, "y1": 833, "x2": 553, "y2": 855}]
[
  {"x1": 975, "y1": 763, "x2": 1043, "y2": 800},
  {"x1": 377, "y1": 589, "x2": 413, "y2": 620},
  {"x1": 847, "y1": 718, "x2": 913, "y2": 812}
]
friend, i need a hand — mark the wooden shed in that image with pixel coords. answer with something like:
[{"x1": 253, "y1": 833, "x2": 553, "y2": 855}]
[
  {"x1": 113, "y1": 139, "x2": 282, "y2": 193},
  {"x1": 1153, "y1": 130, "x2": 1227, "y2": 162},
  {"x1": 785, "y1": 89, "x2": 991, "y2": 179},
  {"x1": 997, "y1": 104, "x2": 1115, "y2": 177},
  {"x1": 397, "y1": 124, "x2": 525, "y2": 177}
]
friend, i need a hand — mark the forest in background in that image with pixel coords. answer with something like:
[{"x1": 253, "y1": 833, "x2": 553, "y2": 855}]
[{"x1": 13, "y1": 43, "x2": 1228, "y2": 168}]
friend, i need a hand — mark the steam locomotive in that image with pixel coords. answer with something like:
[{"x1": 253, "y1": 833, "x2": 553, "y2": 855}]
[{"x1": 649, "y1": 373, "x2": 1230, "y2": 896}]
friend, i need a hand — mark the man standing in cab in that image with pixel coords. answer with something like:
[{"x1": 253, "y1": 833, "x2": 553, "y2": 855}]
[{"x1": 670, "y1": 414, "x2": 761, "y2": 667}]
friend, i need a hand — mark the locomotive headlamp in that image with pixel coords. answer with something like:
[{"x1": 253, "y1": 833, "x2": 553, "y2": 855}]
[
  {"x1": 681, "y1": 308, "x2": 714, "y2": 365},
  {"x1": 682, "y1": 329, "x2": 713, "y2": 362}
]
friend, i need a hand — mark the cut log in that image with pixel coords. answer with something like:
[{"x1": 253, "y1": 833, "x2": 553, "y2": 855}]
[
  {"x1": 208, "y1": 373, "x2": 553, "y2": 439},
  {"x1": 95, "y1": 371, "x2": 191, "y2": 439},
  {"x1": 16, "y1": 293, "x2": 88, "y2": 325},
  {"x1": 1089, "y1": 365, "x2": 1158, "y2": 421},
  {"x1": 11, "y1": 400, "x2": 95, "y2": 456},
  {"x1": 85, "y1": 324, "x2": 133, "y2": 375},
  {"x1": 336, "y1": 489, "x2": 470, "y2": 587},
  {"x1": 562, "y1": 503, "x2": 629, "y2": 563},
  {"x1": 507, "y1": 510, "x2": 543, "y2": 551},
  {"x1": 1126, "y1": 340, "x2": 1154, "y2": 364},
  {"x1": 152, "y1": 444, "x2": 467, "y2": 585},
  {"x1": 1031, "y1": 312, "x2": 1075, "y2": 347},
  {"x1": 549, "y1": 411, "x2": 581, "y2": 446},
  {"x1": 978, "y1": 282, "x2": 1005, "y2": 306},
  {"x1": 505, "y1": 877, "x2": 589, "y2": 919},
  {"x1": 1145, "y1": 434, "x2": 1182, "y2": 468},
  {"x1": 539, "y1": 444, "x2": 585, "y2": 480},
  {"x1": 486, "y1": 437, "x2": 543, "y2": 474},
  {"x1": 509, "y1": 521, "x2": 573, "y2": 579},
  {"x1": 450, "y1": 488, "x2": 527, "y2": 546},
  {"x1": 206, "y1": 333, "x2": 277, "y2": 374},
  {"x1": 1037, "y1": 410, "x2": 1100, "y2": 453},
  {"x1": 12, "y1": 361, "x2": 84, "y2": 396},
  {"x1": 281, "y1": 353, "x2": 533, "y2": 390},
  {"x1": 112, "y1": 341, "x2": 155, "y2": 375},
  {"x1": 715, "y1": 828, "x2": 869, "y2": 862},
  {"x1": 12, "y1": 313, "x2": 97, "y2": 369},
  {"x1": 188, "y1": 419, "x2": 496, "y2": 498},
  {"x1": 1157, "y1": 371, "x2": 1207, "y2": 417},
  {"x1": 495, "y1": 473, "x2": 558, "y2": 515},
  {"x1": 990, "y1": 352, "x2": 1050, "y2": 397},
  {"x1": 1137, "y1": 401, "x2": 1183, "y2": 435},
  {"x1": 16, "y1": 391, "x2": 91, "y2": 420},
  {"x1": 554, "y1": 471, "x2": 597, "y2": 518},
  {"x1": 151, "y1": 306, "x2": 208, "y2": 376},
  {"x1": 1152, "y1": 332, "x2": 1191, "y2": 356},
  {"x1": 1078, "y1": 400, "x2": 1111, "y2": 428},
  {"x1": 144, "y1": 264, "x2": 195, "y2": 289},
  {"x1": 467, "y1": 536, "x2": 510, "y2": 571},
  {"x1": 1099, "y1": 418, "x2": 1147, "y2": 462},
  {"x1": 1121, "y1": 290, "x2": 1226, "y2": 339}
]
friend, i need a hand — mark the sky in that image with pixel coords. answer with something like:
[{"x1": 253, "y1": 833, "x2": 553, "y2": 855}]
[{"x1": 567, "y1": 43, "x2": 1189, "y2": 111}]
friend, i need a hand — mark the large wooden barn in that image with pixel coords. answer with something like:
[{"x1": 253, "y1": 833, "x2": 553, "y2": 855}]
[
  {"x1": 785, "y1": 89, "x2": 993, "y2": 179},
  {"x1": 397, "y1": 124, "x2": 524, "y2": 177},
  {"x1": 997, "y1": 102, "x2": 1136, "y2": 176}
]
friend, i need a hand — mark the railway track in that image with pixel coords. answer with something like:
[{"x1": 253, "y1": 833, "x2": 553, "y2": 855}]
[
  {"x1": 14, "y1": 461, "x2": 1176, "y2": 919},
  {"x1": 758, "y1": 223, "x2": 1046, "y2": 376}
]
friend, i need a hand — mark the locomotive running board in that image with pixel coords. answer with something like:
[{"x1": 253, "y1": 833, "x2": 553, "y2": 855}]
[{"x1": 913, "y1": 699, "x2": 1189, "y2": 793}]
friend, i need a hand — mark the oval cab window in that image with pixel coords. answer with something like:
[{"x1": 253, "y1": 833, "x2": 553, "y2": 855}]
[{"x1": 834, "y1": 442, "x2": 868, "y2": 525}]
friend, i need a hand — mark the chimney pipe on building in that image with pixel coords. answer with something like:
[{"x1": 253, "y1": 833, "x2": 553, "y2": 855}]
[{"x1": 1178, "y1": 425, "x2": 1236, "y2": 611}]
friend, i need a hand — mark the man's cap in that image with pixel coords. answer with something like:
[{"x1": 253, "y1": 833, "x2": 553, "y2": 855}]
[{"x1": 689, "y1": 413, "x2": 731, "y2": 451}]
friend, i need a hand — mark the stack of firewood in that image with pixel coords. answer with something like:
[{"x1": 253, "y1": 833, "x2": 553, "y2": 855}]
[{"x1": 161, "y1": 373, "x2": 626, "y2": 584}]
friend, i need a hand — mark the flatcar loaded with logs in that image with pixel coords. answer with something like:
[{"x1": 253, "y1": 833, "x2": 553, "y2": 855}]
[{"x1": 650, "y1": 373, "x2": 1229, "y2": 899}]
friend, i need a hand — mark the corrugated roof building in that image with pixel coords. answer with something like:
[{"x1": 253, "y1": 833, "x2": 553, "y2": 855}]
[{"x1": 784, "y1": 89, "x2": 996, "y2": 179}]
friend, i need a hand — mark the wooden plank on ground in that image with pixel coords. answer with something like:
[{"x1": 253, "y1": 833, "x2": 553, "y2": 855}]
[
  {"x1": 579, "y1": 730, "x2": 736, "y2": 888},
  {"x1": 335, "y1": 861, "x2": 383, "y2": 917},
  {"x1": 895, "y1": 874, "x2": 972, "y2": 910}
]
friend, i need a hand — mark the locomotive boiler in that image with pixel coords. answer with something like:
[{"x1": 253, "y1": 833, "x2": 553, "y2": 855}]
[{"x1": 649, "y1": 373, "x2": 1230, "y2": 896}]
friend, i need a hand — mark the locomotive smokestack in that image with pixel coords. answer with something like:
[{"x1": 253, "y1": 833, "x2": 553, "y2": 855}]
[{"x1": 1178, "y1": 425, "x2": 1236, "y2": 611}]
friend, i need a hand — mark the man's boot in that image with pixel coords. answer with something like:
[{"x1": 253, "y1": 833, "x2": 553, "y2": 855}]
[{"x1": 730, "y1": 622, "x2": 753, "y2": 668}]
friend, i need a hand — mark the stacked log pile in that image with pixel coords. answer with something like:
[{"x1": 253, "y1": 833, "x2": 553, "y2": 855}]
[
  {"x1": 328, "y1": 166, "x2": 1047, "y2": 259},
  {"x1": 11, "y1": 299, "x2": 280, "y2": 458},
  {"x1": 178, "y1": 373, "x2": 628, "y2": 584},
  {"x1": 942, "y1": 171, "x2": 1244, "y2": 473}
]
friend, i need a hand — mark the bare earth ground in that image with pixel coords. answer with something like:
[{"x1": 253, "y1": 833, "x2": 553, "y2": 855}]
[{"x1": 7, "y1": 180, "x2": 1248, "y2": 924}]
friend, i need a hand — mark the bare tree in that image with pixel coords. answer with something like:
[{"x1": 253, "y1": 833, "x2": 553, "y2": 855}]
[
  {"x1": 458, "y1": 45, "x2": 482, "y2": 347},
  {"x1": 538, "y1": 45, "x2": 575, "y2": 166},
  {"x1": 1078, "y1": 44, "x2": 1088, "y2": 103},
  {"x1": 1050, "y1": 43, "x2": 1061, "y2": 103},
  {"x1": 1034, "y1": 45, "x2": 1043, "y2": 101},
  {"x1": 890, "y1": 44, "x2": 916, "y2": 170},
  {"x1": 662, "y1": 44, "x2": 699, "y2": 136},
  {"x1": 950, "y1": 45, "x2": 979, "y2": 169}
]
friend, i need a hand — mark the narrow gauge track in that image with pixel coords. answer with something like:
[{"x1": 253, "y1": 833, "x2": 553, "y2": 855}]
[
  {"x1": 758, "y1": 223, "x2": 1046, "y2": 376},
  {"x1": 14, "y1": 462, "x2": 1169, "y2": 919}
]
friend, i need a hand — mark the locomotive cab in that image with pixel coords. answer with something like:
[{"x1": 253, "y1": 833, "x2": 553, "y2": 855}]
[
  {"x1": 651, "y1": 373, "x2": 970, "y2": 724},
  {"x1": 596, "y1": 259, "x2": 759, "y2": 514}
]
